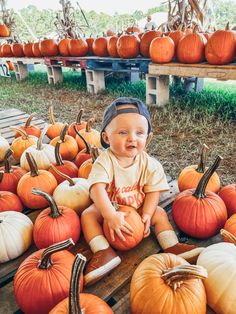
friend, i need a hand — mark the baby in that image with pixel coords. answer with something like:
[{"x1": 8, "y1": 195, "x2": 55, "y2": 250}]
[{"x1": 81, "y1": 97, "x2": 202, "y2": 286}]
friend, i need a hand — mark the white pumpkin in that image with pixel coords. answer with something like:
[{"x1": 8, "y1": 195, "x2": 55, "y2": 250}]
[
  {"x1": 197, "y1": 233, "x2": 236, "y2": 314},
  {"x1": 20, "y1": 125, "x2": 56, "y2": 170},
  {"x1": 0, "y1": 211, "x2": 33, "y2": 263},
  {"x1": 0, "y1": 133, "x2": 10, "y2": 162},
  {"x1": 52, "y1": 166, "x2": 91, "y2": 215}
]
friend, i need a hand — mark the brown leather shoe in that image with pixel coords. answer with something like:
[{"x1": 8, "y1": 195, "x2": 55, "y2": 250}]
[
  {"x1": 84, "y1": 246, "x2": 121, "y2": 286},
  {"x1": 164, "y1": 243, "x2": 205, "y2": 264}
]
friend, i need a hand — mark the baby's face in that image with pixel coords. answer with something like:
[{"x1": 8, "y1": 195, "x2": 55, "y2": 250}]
[{"x1": 102, "y1": 111, "x2": 149, "y2": 161}]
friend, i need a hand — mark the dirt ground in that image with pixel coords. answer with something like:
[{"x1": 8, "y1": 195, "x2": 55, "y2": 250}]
[{"x1": 33, "y1": 88, "x2": 235, "y2": 186}]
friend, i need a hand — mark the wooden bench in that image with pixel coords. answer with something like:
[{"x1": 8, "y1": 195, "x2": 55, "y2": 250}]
[
  {"x1": 146, "y1": 61, "x2": 236, "y2": 106},
  {"x1": 0, "y1": 109, "x2": 219, "y2": 313}
]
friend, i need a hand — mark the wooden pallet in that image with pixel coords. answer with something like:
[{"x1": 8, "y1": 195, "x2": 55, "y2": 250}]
[
  {"x1": 86, "y1": 56, "x2": 150, "y2": 73},
  {"x1": 0, "y1": 108, "x2": 45, "y2": 145},
  {"x1": 44, "y1": 56, "x2": 87, "y2": 69}
]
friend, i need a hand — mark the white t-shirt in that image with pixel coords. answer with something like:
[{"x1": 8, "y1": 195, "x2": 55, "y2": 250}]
[
  {"x1": 88, "y1": 149, "x2": 169, "y2": 210},
  {"x1": 144, "y1": 21, "x2": 157, "y2": 31}
]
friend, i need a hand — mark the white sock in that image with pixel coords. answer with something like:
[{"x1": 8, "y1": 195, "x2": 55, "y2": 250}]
[
  {"x1": 156, "y1": 230, "x2": 178, "y2": 250},
  {"x1": 89, "y1": 235, "x2": 110, "y2": 253}
]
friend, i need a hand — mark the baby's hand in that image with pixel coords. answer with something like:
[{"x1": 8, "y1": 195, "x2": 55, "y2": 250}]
[
  {"x1": 106, "y1": 212, "x2": 134, "y2": 242},
  {"x1": 142, "y1": 213, "x2": 151, "y2": 238}
]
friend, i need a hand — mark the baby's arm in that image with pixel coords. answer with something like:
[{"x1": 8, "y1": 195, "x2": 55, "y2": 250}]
[
  {"x1": 90, "y1": 183, "x2": 134, "y2": 241},
  {"x1": 142, "y1": 191, "x2": 160, "y2": 237}
]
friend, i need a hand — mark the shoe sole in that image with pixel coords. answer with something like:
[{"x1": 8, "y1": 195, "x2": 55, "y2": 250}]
[{"x1": 84, "y1": 256, "x2": 121, "y2": 286}]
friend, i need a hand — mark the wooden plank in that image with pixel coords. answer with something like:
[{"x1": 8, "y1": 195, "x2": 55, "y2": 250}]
[
  {"x1": 0, "y1": 117, "x2": 45, "y2": 130},
  {"x1": 149, "y1": 63, "x2": 236, "y2": 80},
  {"x1": 0, "y1": 109, "x2": 24, "y2": 119}
]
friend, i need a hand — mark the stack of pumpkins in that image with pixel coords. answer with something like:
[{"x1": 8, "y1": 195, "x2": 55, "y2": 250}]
[
  {"x1": 129, "y1": 143, "x2": 236, "y2": 314},
  {"x1": 0, "y1": 106, "x2": 106, "y2": 265}
]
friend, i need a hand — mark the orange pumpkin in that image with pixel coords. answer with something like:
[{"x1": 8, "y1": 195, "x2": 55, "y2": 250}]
[
  {"x1": 40, "y1": 38, "x2": 59, "y2": 56},
  {"x1": 117, "y1": 33, "x2": 140, "y2": 58},
  {"x1": 150, "y1": 35, "x2": 175, "y2": 63},
  {"x1": 140, "y1": 30, "x2": 161, "y2": 57},
  {"x1": 6, "y1": 60, "x2": 14, "y2": 71},
  {"x1": 0, "y1": 191, "x2": 23, "y2": 212},
  {"x1": 11, "y1": 43, "x2": 25, "y2": 57},
  {"x1": 172, "y1": 155, "x2": 227, "y2": 238},
  {"x1": 1, "y1": 43, "x2": 13, "y2": 57},
  {"x1": 0, "y1": 24, "x2": 10, "y2": 37},
  {"x1": 78, "y1": 146, "x2": 99, "y2": 179},
  {"x1": 14, "y1": 239, "x2": 82, "y2": 314},
  {"x1": 223, "y1": 214, "x2": 236, "y2": 241},
  {"x1": 205, "y1": 23, "x2": 236, "y2": 65},
  {"x1": 130, "y1": 253, "x2": 207, "y2": 314},
  {"x1": 49, "y1": 141, "x2": 78, "y2": 184},
  {"x1": 127, "y1": 26, "x2": 140, "y2": 33},
  {"x1": 32, "y1": 42, "x2": 43, "y2": 57},
  {"x1": 177, "y1": 27, "x2": 206, "y2": 63},
  {"x1": 107, "y1": 36, "x2": 119, "y2": 57},
  {"x1": 0, "y1": 149, "x2": 27, "y2": 193},
  {"x1": 50, "y1": 124, "x2": 78, "y2": 161},
  {"x1": 74, "y1": 128, "x2": 92, "y2": 168},
  {"x1": 68, "y1": 109, "x2": 87, "y2": 137},
  {"x1": 49, "y1": 253, "x2": 113, "y2": 314},
  {"x1": 10, "y1": 127, "x2": 38, "y2": 162},
  {"x1": 58, "y1": 38, "x2": 71, "y2": 56},
  {"x1": 178, "y1": 143, "x2": 221, "y2": 193},
  {"x1": 32, "y1": 189, "x2": 81, "y2": 249},
  {"x1": 15, "y1": 113, "x2": 41, "y2": 138},
  {"x1": 92, "y1": 37, "x2": 109, "y2": 57},
  {"x1": 219, "y1": 184, "x2": 236, "y2": 217},
  {"x1": 75, "y1": 118, "x2": 101, "y2": 151},
  {"x1": 46, "y1": 106, "x2": 64, "y2": 139},
  {"x1": 68, "y1": 38, "x2": 88, "y2": 57},
  {"x1": 17, "y1": 152, "x2": 58, "y2": 209},
  {"x1": 103, "y1": 204, "x2": 144, "y2": 250},
  {"x1": 23, "y1": 42, "x2": 34, "y2": 57},
  {"x1": 168, "y1": 25, "x2": 185, "y2": 52},
  {"x1": 106, "y1": 29, "x2": 116, "y2": 36}
]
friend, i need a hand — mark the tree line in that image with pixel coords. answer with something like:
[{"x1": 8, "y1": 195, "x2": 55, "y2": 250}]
[{"x1": 7, "y1": 0, "x2": 236, "y2": 42}]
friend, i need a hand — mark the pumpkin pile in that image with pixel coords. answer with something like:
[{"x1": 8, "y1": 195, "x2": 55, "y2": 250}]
[{"x1": 1, "y1": 22, "x2": 235, "y2": 64}]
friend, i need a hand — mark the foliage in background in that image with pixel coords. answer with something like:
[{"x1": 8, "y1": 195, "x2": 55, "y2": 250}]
[{"x1": 8, "y1": 0, "x2": 236, "y2": 41}]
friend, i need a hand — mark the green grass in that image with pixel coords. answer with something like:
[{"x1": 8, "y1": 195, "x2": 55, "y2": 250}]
[{"x1": 1, "y1": 69, "x2": 235, "y2": 121}]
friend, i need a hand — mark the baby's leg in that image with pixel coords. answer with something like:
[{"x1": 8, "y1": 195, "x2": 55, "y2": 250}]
[
  {"x1": 151, "y1": 206, "x2": 204, "y2": 264},
  {"x1": 81, "y1": 204, "x2": 121, "y2": 286}
]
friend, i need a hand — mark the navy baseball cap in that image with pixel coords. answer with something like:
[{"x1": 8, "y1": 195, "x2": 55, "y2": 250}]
[{"x1": 100, "y1": 97, "x2": 151, "y2": 148}]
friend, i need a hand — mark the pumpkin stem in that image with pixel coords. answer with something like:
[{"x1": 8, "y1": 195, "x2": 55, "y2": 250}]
[
  {"x1": 0, "y1": 172, "x2": 3, "y2": 183},
  {"x1": 225, "y1": 22, "x2": 230, "y2": 31},
  {"x1": 3, "y1": 149, "x2": 13, "y2": 173},
  {"x1": 32, "y1": 188, "x2": 62, "y2": 218},
  {"x1": 73, "y1": 126, "x2": 90, "y2": 154},
  {"x1": 50, "y1": 164, "x2": 75, "y2": 186},
  {"x1": 25, "y1": 152, "x2": 39, "y2": 177},
  {"x1": 193, "y1": 155, "x2": 223, "y2": 199},
  {"x1": 161, "y1": 264, "x2": 208, "y2": 290},
  {"x1": 11, "y1": 127, "x2": 28, "y2": 140},
  {"x1": 196, "y1": 143, "x2": 209, "y2": 173},
  {"x1": 85, "y1": 118, "x2": 94, "y2": 133},
  {"x1": 220, "y1": 229, "x2": 236, "y2": 245},
  {"x1": 55, "y1": 141, "x2": 64, "y2": 166},
  {"x1": 37, "y1": 124, "x2": 48, "y2": 150},
  {"x1": 69, "y1": 254, "x2": 87, "y2": 314},
  {"x1": 38, "y1": 238, "x2": 75, "y2": 269},
  {"x1": 76, "y1": 109, "x2": 84, "y2": 124},
  {"x1": 24, "y1": 113, "x2": 35, "y2": 127},
  {"x1": 60, "y1": 124, "x2": 68, "y2": 142}
]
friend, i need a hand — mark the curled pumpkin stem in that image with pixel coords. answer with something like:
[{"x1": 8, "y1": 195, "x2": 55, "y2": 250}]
[
  {"x1": 3, "y1": 149, "x2": 13, "y2": 173},
  {"x1": 85, "y1": 118, "x2": 94, "y2": 133},
  {"x1": 76, "y1": 109, "x2": 84, "y2": 124},
  {"x1": 49, "y1": 106, "x2": 56, "y2": 125},
  {"x1": 220, "y1": 229, "x2": 236, "y2": 245},
  {"x1": 11, "y1": 127, "x2": 28, "y2": 140},
  {"x1": 50, "y1": 164, "x2": 75, "y2": 186},
  {"x1": 60, "y1": 124, "x2": 69, "y2": 142},
  {"x1": 24, "y1": 113, "x2": 36, "y2": 127},
  {"x1": 161, "y1": 264, "x2": 208, "y2": 290},
  {"x1": 37, "y1": 124, "x2": 49, "y2": 150},
  {"x1": 196, "y1": 143, "x2": 209, "y2": 173}
]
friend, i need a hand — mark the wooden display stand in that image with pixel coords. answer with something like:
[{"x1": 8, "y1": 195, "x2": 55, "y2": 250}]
[{"x1": 147, "y1": 61, "x2": 236, "y2": 106}]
